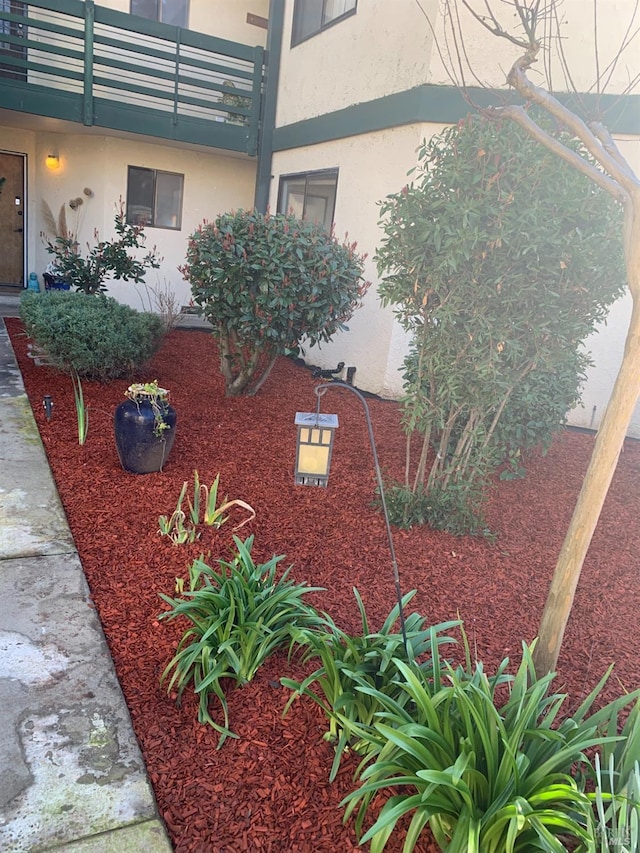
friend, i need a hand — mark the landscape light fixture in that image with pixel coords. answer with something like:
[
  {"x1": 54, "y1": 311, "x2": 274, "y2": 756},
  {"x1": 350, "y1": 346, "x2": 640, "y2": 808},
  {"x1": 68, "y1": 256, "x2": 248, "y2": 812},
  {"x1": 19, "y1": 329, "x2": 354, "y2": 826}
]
[
  {"x1": 294, "y1": 408, "x2": 338, "y2": 487},
  {"x1": 45, "y1": 154, "x2": 60, "y2": 170},
  {"x1": 43, "y1": 395, "x2": 53, "y2": 421},
  {"x1": 294, "y1": 381, "x2": 408, "y2": 651}
]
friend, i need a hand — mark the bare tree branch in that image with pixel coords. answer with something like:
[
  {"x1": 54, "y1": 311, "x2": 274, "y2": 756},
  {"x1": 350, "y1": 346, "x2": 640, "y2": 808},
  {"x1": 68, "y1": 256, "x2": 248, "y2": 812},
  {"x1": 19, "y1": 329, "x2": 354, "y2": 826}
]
[
  {"x1": 413, "y1": 0, "x2": 463, "y2": 89},
  {"x1": 507, "y1": 48, "x2": 639, "y2": 196},
  {"x1": 600, "y1": 0, "x2": 640, "y2": 93},
  {"x1": 589, "y1": 122, "x2": 638, "y2": 183},
  {"x1": 490, "y1": 104, "x2": 628, "y2": 202},
  {"x1": 461, "y1": 0, "x2": 532, "y2": 47}
]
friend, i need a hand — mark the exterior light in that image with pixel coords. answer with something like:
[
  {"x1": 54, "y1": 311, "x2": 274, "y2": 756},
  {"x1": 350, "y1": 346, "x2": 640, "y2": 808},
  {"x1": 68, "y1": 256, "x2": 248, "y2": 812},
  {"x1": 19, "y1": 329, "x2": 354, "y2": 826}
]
[
  {"x1": 45, "y1": 154, "x2": 60, "y2": 170},
  {"x1": 294, "y1": 381, "x2": 409, "y2": 652},
  {"x1": 294, "y1": 411, "x2": 338, "y2": 487},
  {"x1": 43, "y1": 395, "x2": 53, "y2": 421}
]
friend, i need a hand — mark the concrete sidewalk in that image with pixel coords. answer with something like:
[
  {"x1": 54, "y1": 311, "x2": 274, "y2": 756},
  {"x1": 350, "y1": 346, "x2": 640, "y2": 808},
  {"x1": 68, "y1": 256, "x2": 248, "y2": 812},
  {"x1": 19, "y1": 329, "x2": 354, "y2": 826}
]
[{"x1": 0, "y1": 295, "x2": 172, "y2": 852}]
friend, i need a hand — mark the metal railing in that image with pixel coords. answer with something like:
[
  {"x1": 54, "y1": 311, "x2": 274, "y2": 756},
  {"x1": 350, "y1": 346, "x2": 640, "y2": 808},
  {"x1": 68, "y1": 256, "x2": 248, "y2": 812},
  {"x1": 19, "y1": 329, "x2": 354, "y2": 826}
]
[{"x1": 0, "y1": 0, "x2": 264, "y2": 154}]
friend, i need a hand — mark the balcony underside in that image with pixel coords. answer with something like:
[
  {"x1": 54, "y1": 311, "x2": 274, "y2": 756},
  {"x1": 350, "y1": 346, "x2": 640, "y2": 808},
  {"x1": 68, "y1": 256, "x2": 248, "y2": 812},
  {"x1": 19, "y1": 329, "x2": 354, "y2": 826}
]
[{"x1": 0, "y1": 78, "x2": 252, "y2": 151}]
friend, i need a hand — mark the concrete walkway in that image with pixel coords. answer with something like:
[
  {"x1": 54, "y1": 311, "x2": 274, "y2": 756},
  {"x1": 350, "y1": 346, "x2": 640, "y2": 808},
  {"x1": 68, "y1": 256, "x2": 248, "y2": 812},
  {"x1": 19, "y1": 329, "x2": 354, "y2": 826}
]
[{"x1": 0, "y1": 295, "x2": 172, "y2": 852}]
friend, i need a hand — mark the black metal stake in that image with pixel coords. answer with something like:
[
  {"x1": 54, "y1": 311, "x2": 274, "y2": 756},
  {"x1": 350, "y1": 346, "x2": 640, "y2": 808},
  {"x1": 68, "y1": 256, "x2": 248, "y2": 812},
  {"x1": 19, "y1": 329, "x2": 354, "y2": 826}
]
[{"x1": 313, "y1": 381, "x2": 409, "y2": 654}]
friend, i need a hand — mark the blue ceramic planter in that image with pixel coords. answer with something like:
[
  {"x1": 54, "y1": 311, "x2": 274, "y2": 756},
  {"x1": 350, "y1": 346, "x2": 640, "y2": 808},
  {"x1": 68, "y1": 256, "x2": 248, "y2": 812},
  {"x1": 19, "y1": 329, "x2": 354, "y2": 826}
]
[{"x1": 114, "y1": 399, "x2": 177, "y2": 474}]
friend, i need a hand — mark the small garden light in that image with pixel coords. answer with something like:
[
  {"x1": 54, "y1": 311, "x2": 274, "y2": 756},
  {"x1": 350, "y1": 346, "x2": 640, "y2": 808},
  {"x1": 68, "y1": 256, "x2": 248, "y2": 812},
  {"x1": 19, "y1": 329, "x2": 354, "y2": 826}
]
[
  {"x1": 294, "y1": 381, "x2": 408, "y2": 652},
  {"x1": 294, "y1": 410, "x2": 339, "y2": 487},
  {"x1": 43, "y1": 394, "x2": 53, "y2": 421}
]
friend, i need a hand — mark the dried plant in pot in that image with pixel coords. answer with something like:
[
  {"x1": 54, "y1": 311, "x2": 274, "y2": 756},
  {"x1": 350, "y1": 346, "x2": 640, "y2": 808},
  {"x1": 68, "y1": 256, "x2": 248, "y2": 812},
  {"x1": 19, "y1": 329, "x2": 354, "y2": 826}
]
[{"x1": 114, "y1": 380, "x2": 177, "y2": 473}]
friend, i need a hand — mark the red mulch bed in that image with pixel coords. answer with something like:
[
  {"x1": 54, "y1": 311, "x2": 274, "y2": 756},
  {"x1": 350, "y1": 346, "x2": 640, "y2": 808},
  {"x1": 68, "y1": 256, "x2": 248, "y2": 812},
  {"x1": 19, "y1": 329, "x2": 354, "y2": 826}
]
[{"x1": 6, "y1": 319, "x2": 640, "y2": 853}]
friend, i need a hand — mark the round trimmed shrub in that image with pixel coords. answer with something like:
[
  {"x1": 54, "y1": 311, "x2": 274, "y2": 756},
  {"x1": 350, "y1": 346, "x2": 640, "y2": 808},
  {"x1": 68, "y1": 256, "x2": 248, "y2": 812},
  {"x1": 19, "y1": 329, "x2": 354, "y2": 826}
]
[{"x1": 20, "y1": 290, "x2": 165, "y2": 381}]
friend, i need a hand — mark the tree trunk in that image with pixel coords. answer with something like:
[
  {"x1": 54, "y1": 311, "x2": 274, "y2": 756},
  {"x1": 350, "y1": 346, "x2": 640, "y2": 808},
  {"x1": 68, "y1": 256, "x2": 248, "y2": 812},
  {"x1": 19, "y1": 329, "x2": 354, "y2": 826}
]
[{"x1": 533, "y1": 201, "x2": 640, "y2": 674}]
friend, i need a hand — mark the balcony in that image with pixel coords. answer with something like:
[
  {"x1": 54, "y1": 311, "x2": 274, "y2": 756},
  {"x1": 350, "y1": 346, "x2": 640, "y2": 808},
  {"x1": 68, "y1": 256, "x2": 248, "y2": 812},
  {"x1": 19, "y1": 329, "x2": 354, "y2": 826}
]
[{"x1": 0, "y1": 0, "x2": 265, "y2": 154}]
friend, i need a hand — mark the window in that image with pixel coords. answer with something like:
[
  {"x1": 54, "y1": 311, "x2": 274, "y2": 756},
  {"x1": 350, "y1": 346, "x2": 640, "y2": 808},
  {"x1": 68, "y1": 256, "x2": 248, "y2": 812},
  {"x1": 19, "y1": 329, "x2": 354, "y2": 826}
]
[
  {"x1": 130, "y1": 0, "x2": 189, "y2": 28},
  {"x1": 277, "y1": 169, "x2": 338, "y2": 232},
  {"x1": 126, "y1": 166, "x2": 184, "y2": 230},
  {"x1": 292, "y1": 0, "x2": 356, "y2": 45}
]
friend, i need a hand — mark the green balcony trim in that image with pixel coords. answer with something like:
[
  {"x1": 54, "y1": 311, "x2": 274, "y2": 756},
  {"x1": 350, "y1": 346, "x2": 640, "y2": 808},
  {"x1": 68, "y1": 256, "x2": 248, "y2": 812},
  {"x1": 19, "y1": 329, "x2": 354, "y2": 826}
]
[
  {"x1": 272, "y1": 84, "x2": 640, "y2": 151},
  {"x1": 247, "y1": 45, "x2": 265, "y2": 156},
  {"x1": 255, "y1": 0, "x2": 285, "y2": 211},
  {"x1": 83, "y1": 0, "x2": 95, "y2": 126},
  {"x1": 0, "y1": 0, "x2": 264, "y2": 155}
]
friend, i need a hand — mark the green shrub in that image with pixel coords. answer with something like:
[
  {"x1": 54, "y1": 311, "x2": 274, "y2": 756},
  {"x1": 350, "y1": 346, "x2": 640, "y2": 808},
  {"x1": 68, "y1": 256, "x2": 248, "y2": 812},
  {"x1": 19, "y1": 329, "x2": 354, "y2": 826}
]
[
  {"x1": 381, "y1": 480, "x2": 491, "y2": 537},
  {"x1": 44, "y1": 201, "x2": 161, "y2": 295},
  {"x1": 20, "y1": 290, "x2": 164, "y2": 381},
  {"x1": 377, "y1": 112, "x2": 626, "y2": 533},
  {"x1": 180, "y1": 208, "x2": 369, "y2": 395},
  {"x1": 342, "y1": 644, "x2": 640, "y2": 852},
  {"x1": 282, "y1": 588, "x2": 460, "y2": 782},
  {"x1": 158, "y1": 535, "x2": 325, "y2": 748}
]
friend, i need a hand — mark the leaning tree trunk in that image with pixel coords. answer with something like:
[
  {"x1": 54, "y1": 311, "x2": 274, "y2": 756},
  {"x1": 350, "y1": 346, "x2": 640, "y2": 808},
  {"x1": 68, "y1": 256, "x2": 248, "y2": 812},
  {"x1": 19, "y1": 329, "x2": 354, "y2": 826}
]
[{"x1": 533, "y1": 197, "x2": 640, "y2": 675}]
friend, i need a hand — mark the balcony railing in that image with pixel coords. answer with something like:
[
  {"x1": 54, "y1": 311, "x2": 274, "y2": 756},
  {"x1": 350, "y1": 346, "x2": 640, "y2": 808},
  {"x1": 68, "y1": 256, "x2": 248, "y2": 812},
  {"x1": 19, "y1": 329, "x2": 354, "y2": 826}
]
[{"x1": 0, "y1": 0, "x2": 265, "y2": 154}]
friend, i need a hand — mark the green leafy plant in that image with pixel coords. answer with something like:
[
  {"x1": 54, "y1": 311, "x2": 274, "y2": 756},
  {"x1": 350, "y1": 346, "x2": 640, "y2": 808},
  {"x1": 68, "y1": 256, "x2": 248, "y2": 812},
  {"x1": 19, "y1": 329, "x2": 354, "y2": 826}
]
[
  {"x1": 71, "y1": 372, "x2": 88, "y2": 445},
  {"x1": 342, "y1": 643, "x2": 640, "y2": 852},
  {"x1": 158, "y1": 535, "x2": 324, "y2": 747},
  {"x1": 180, "y1": 208, "x2": 369, "y2": 395},
  {"x1": 158, "y1": 481, "x2": 196, "y2": 544},
  {"x1": 589, "y1": 695, "x2": 640, "y2": 852},
  {"x1": 125, "y1": 380, "x2": 172, "y2": 437},
  {"x1": 20, "y1": 291, "x2": 164, "y2": 381},
  {"x1": 592, "y1": 755, "x2": 640, "y2": 852},
  {"x1": 377, "y1": 112, "x2": 625, "y2": 533},
  {"x1": 282, "y1": 589, "x2": 460, "y2": 782},
  {"x1": 380, "y1": 480, "x2": 491, "y2": 537},
  {"x1": 220, "y1": 79, "x2": 251, "y2": 125},
  {"x1": 44, "y1": 199, "x2": 161, "y2": 295},
  {"x1": 158, "y1": 471, "x2": 256, "y2": 544}
]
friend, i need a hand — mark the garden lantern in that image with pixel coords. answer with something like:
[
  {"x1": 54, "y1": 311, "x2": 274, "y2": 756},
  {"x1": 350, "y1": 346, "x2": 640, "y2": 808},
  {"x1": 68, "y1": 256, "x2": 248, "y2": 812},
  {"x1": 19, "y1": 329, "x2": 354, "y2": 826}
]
[
  {"x1": 294, "y1": 381, "x2": 408, "y2": 651},
  {"x1": 294, "y1": 411, "x2": 338, "y2": 487}
]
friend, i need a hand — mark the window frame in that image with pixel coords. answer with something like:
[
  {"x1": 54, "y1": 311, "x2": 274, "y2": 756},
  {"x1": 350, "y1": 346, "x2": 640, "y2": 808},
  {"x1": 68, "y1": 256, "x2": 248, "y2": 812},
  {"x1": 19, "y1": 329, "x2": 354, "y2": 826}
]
[
  {"x1": 277, "y1": 168, "x2": 339, "y2": 232},
  {"x1": 291, "y1": 0, "x2": 357, "y2": 46},
  {"x1": 130, "y1": 0, "x2": 189, "y2": 28},
  {"x1": 125, "y1": 165, "x2": 184, "y2": 231}
]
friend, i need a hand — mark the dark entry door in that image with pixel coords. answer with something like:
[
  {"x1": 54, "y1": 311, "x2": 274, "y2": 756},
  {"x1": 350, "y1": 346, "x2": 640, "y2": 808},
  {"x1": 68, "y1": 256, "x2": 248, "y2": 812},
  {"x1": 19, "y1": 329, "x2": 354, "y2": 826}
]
[
  {"x1": 0, "y1": 1, "x2": 26, "y2": 81},
  {"x1": 0, "y1": 151, "x2": 25, "y2": 289}
]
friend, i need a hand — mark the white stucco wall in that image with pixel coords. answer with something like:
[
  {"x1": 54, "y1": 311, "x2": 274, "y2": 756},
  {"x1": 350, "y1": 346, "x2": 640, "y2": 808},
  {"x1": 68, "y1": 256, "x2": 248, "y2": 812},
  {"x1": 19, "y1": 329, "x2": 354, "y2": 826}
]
[
  {"x1": 271, "y1": 122, "x2": 450, "y2": 398},
  {"x1": 33, "y1": 132, "x2": 257, "y2": 309},
  {"x1": 276, "y1": 0, "x2": 438, "y2": 127},
  {"x1": 428, "y1": 0, "x2": 639, "y2": 92},
  {"x1": 277, "y1": 0, "x2": 638, "y2": 130},
  {"x1": 566, "y1": 134, "x2": 640, "y2": 437},
  {"x1": 568, "y1": 291, "x2": 640, "y2": 438}
]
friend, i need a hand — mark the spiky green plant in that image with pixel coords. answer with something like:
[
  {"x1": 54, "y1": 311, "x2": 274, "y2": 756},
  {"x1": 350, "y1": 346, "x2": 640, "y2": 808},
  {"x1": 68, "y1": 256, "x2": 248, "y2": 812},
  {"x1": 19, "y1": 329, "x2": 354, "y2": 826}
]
[
  {"x1": 590, "y1": 694, "x2": 640, "y2": 852},
  {"x1": 282, "y1": 588, "x2": 460, "y2": 781},
  {"x1": 158, "y1": 471, "x2": 255, "y2": 545},
  {"x1": 158, "y1": 535, "x2": 324, "y2": 747},
  {"x1": 71, "y1": 372, "x2": 88, "y2": 445},
  {"x1": 342, "y1": 644, "x2": 640, "y2": 852}
]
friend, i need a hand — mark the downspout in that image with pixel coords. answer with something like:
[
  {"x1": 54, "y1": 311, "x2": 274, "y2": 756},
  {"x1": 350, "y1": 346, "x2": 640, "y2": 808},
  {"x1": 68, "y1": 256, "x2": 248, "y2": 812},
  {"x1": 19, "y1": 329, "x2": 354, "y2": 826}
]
[{"x1": 254, "y1": 0, "x2": 284, "y2": 212}]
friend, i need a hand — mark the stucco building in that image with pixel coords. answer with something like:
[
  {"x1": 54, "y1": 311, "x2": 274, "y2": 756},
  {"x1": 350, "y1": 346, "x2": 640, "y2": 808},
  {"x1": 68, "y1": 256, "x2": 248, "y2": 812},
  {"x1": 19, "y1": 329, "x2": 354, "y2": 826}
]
[{"x1": 1, "y1": 0, "x2": 638, "y2": 432}]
